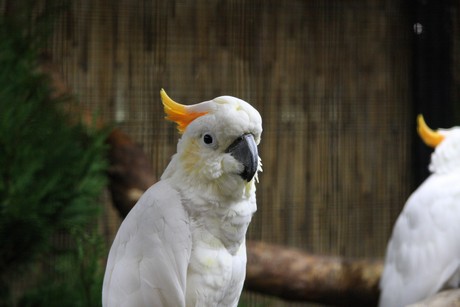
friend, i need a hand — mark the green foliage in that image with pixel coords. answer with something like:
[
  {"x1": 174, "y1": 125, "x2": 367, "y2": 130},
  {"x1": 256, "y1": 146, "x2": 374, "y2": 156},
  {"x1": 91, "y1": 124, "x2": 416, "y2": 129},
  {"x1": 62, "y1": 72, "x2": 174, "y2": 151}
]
[
  {"x1": 17, "y1": 229, "x2": 105, "y2": 307},
  {"x1": 0, "y1": 2, "x2": 108, "y2": 306}
]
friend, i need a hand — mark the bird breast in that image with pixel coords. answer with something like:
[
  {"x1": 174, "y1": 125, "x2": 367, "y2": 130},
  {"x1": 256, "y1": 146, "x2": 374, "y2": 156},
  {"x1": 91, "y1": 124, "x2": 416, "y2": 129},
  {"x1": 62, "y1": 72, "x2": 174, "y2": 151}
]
[{"x1": 186, "y1": 217, "x2": 249, "y2": 306}]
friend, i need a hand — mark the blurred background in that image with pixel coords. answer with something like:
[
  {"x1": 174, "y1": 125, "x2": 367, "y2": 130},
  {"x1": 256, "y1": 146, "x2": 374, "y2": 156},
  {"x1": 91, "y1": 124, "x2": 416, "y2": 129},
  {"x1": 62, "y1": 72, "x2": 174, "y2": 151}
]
[{"x1": 1, "y1": 0, "x2": 460, "y2": 306}]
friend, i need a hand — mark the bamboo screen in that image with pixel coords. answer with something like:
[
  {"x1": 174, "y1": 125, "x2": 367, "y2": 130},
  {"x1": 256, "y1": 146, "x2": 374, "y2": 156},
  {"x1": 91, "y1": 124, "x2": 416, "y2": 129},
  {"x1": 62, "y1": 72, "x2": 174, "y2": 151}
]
[{"x1": 48, "y1": 0, "x2": 413, "y2": 306}]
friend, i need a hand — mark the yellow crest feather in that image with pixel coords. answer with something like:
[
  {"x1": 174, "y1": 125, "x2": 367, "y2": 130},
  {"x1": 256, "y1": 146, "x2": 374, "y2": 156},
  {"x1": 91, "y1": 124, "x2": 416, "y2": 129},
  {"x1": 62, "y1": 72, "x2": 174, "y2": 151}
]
[
  {"x1": 160, "y1": 89, "x2": 207, "y2": 134},
  {"x1": 417, "y1": 114, "x2": 444, "y2": 148}
]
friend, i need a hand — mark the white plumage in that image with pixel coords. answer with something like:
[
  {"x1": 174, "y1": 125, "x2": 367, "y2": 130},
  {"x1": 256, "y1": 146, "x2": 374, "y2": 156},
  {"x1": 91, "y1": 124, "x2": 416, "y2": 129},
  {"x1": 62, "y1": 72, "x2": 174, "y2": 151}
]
[
  {"x1": 102, "y1": 90, "x2": 262, "y2": 307},
  {"x1": 379, "y1": 116, "x2": 460, "y2": 307}
]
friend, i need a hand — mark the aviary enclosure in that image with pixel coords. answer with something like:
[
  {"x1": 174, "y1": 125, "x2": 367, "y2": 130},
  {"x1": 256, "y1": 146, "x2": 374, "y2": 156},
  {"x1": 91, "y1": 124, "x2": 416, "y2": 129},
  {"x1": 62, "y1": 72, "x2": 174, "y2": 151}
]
[{"x1": 2, "y1": 0, "x2": 460, "y2": 306}]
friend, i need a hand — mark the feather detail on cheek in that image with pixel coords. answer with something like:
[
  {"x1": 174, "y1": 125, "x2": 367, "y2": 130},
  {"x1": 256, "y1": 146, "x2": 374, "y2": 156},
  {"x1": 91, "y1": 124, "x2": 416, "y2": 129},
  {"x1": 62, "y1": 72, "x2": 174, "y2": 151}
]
[
  {"x1": 179, "y1": 139, "x2": 202, "y2": 176},
  {"x1": 161, "y1": 89, "x2": 208, "y2": 133}
]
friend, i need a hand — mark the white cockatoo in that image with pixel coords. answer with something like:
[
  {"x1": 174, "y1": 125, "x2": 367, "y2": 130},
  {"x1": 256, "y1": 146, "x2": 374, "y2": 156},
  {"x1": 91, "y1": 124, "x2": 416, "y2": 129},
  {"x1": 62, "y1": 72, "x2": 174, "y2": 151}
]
[
  {"x1": 379, "y1": 115, "x2": 460, "y2": 307},
  {"x1": 102, "y1": 89, "x2": 262, "y2": 307}
]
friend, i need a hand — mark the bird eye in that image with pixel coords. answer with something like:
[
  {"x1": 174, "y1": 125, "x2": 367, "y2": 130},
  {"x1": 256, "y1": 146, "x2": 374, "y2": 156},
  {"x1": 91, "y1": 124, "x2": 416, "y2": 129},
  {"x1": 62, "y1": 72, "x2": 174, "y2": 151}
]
[
  {"x1": 203, "y1": 134, "x2": 213, "y2": 144},
  {"x1": 202, "y1": 132, "x2": 217, "y2": 148}
]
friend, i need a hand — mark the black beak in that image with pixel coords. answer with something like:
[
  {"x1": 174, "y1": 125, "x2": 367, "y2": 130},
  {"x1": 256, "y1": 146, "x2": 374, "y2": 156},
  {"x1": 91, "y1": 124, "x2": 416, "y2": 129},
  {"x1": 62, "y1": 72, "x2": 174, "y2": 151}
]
[{"x1": 226, "y1": 134, "x2": 258, "y2": 182}]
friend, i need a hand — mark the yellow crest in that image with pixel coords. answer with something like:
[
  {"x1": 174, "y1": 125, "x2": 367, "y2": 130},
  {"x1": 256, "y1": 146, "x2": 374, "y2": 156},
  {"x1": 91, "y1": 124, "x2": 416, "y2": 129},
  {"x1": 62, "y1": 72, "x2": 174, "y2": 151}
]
[
  {"x1": 417, "y1": 114, "x2": 444, "y2": 148},
  {"x1": 160, "y1": 89, "x2": 208, "y2": 134}
]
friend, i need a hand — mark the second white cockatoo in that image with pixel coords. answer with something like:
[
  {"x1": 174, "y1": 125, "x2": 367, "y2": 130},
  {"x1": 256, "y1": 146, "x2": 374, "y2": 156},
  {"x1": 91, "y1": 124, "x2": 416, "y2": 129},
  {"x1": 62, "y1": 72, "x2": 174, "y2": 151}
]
[
  {"x1": 379, "y1": 115, "x2": 460, "y2": 307},
  {"x1": 102, "y1": 89, "x2": 262, "y2": 306}
]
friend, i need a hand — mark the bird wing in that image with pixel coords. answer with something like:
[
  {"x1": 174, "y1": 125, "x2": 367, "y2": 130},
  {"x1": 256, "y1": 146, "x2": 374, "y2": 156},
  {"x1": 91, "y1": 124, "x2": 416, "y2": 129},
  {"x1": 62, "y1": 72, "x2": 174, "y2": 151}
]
[
  {"x1": 379, "y1": 174, "x2": 460, "y2": 307},
  {"x1": 102, "y1": 180, "x2": 192, "y2": 307}
]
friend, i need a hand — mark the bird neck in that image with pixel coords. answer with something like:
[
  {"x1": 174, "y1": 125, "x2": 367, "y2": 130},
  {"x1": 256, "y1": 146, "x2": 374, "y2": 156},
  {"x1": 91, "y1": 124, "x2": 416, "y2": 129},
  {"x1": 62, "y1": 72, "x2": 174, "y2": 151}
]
[
  {"x1": 185, "y1": 193, "x2": 257, "y2": 255},
  {"x1": 161, "y1": 153, "x2": 258, "y2": 253}
]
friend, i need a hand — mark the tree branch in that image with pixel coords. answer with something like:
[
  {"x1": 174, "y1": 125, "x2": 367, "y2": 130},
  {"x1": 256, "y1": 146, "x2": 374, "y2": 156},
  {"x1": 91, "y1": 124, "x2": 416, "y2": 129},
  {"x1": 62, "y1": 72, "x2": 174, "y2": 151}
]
[{"x1": 245, "y1": 241, "x2": 382, "y2": 306}]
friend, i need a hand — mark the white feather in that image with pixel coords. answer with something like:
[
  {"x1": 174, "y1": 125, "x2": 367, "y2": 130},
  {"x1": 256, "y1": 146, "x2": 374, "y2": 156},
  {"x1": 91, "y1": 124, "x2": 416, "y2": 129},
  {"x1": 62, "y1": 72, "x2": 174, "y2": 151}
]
[{"x1": 102, "y1": 181, "x2": 192, "y2": 307}]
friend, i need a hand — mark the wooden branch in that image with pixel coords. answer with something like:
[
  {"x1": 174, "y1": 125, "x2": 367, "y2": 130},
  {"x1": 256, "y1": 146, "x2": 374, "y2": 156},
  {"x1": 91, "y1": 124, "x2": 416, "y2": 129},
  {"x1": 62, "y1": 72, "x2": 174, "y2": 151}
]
[
  {"x1": 245, "y1": 241, "x2": 382, "y2": 306},
  {"x1": 106, "y1": 129, "x2": 156, "y2": 217}
]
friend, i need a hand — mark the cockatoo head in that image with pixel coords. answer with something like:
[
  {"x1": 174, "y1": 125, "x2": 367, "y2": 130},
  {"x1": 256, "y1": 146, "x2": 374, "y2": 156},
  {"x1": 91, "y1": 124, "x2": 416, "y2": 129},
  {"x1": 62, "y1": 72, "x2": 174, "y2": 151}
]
[
  {"x1": 417, "y1": 115, "x2": 460, "y2": 174},
  {"x1": 160, "y1": 89, "x2": 262, "y2": 198}
]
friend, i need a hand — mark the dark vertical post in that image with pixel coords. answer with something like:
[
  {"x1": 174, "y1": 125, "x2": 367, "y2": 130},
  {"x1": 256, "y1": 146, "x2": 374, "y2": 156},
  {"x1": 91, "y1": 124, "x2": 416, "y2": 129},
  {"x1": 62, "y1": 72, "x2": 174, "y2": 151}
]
[{"x1": 412, "y1": 0, "x2": 453, "y2": 186}]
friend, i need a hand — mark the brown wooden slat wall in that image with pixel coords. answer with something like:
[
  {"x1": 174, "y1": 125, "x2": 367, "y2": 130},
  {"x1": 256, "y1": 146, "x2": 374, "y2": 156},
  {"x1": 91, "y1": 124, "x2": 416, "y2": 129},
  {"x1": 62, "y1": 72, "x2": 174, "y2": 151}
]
[{"x1": 47, "y1": 0, "x2": 413, "y2": 305}]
